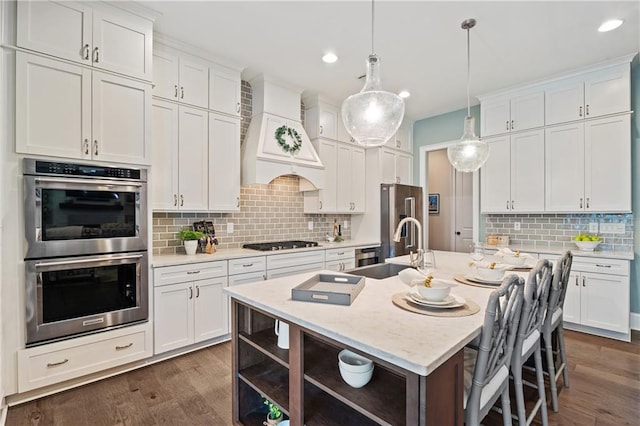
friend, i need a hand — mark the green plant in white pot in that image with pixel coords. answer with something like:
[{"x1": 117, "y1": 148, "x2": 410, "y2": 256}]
[
  {"x1": 262, "y1": 398, "x2": 283, "y2": 425},
  {"x1": 179, "y1": 229, "x2": 205, "y2": 255}
]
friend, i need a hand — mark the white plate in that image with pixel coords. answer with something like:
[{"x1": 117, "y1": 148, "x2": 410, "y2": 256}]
[
  {"x1": 408, "y1": 290, "x2": 455, "y2": 305},
  {"x1": 405, "y1": 292, "x2": 466, "y2": 309},
  {"x1": 464, "y1": 274, "x2": 503, "y2": 285}
]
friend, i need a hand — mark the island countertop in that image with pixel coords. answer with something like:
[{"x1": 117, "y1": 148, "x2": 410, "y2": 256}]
[{"x1": 224, "y1": 256, "x2": 500, "y2": 376}]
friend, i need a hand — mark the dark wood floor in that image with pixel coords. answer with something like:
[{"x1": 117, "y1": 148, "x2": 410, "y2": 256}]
[{"x1": 6, "y1": 330, "x2": 640, "y2": 425}]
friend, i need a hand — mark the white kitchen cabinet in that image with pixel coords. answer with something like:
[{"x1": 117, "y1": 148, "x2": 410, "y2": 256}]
[
  {"x1": 17, "y1": 0, "x2": 153, "y2": 81},
  {"x1": 153, "y1": 45, "x2": 209, "y2": 108},
  {"x1": 303, "y1": 95, "x2": 338, "y2": 140},
  {"x1": 209, "y1": 64, "x2": 242, "y2": 116},
  {"x1": 208, "y1": 112, "x2": 241, "y2": 211},
  {"x1": 480, "y1": 90, "x2": 545, "y2": 137},
  {"x1": 544, "y1": 63, "x2": 630, "y2": 125},
  {"x1": 151, "y1": 100, "x2": 208, "y2": 211},
  {"x1": 336, "y1": 112, "x2": 355, "y2": 144},
  {"x1": 154, "y1": 261, "x2": 229, "y2": 354},
  {"x1": 16, "y1": 52, "x2": 151, "y2": 165},
  {"x1": 380, "y1": 148, "x2": 413, "y2": 185},
  {"x1": 325, "y1": 248, "x2": 356, "y2": 272},
  {"x1": 562, "y1": 257, "x2": 630, "y2": 341},
  {"x1": 480, "y1": 130, "x2": 545, "y2": 213},
  {"x1": 266, "y1": 251, "x2": 325, "y2": 279},
  {"x1": 545, "y1": 115, "x2": 630, "y2": 213},
  {"x1": 303, "y1": 140, "x2": 337, "y2": 213},
  {"x1": 384, "y1": 121, "x2": 413, "y2": 153}
]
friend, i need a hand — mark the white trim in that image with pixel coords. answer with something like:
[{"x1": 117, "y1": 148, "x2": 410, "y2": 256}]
[
  {"x1": 418, "y1": 142, "x2": 480, "y2": 250},
  {"x1": 630, "y1": 312, "x2": 640, "y2": 331}
]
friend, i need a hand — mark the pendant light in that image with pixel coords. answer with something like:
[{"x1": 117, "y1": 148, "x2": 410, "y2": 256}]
[
  {"x1": 341, "y1": 0, "x2": 405, "y2": 148},
  {"x1": 447, "y1": 18, "x2": 489, "y2": 172}
]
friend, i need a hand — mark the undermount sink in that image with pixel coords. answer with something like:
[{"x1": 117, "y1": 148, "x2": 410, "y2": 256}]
[{"x1": 347, "y1": 262, "x2": 412, "y2": 280}]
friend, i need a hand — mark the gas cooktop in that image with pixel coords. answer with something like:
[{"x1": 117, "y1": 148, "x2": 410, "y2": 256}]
[{"x1": 243, "y1": 240, "x2": 319, "y2": 251}]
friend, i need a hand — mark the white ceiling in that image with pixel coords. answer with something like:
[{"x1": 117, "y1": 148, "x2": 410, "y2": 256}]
[{"x1": 144, "y1": 1, "x2": 639, "y2": 122}]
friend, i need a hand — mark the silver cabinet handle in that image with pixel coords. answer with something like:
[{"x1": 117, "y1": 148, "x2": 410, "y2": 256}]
[
  {"x1": 586, "y1": 197, "x2": 590, "y2": 209},
  {"x1": 586, "y1": 104, "x2": 590, "y2": 116},
  {"x1": 196, "y1": 285, "x2": 200, "y2": 298},
  {"x1": 237, "y1": 197, "x2": 240, "y2": 208},
  {"x1": 579, "y1": 105, "x2": 583, "y2": 117},
  {"x1": 595, "y1": 264, "x2": 612, "y2": 268},
  {"x1": 180, "y1": 194, "x2": 184, "y2": 207},
  {"x1": 180, "y1": 86, "x2": 184, "y2": 99},
  {"x1": 93, "y1": 47, "x2": 99, "y2": 63},
  {"x1": 187, "y1": 270, "x2": 200, "y2": 275},
  {"x1": 174, "y1": 85, "x2": 178, "y2": 98},
  {"x1": 262, "y1": 274, "x2": 267, "y2": 280},
  {"x1": 93, "y1": 140, "x2": 98, "y2": 156},
  {"x1": 575, "y1": 276, "x2": 579, "y2": 286},
  {"x1": 582, "y1": 276, "x2": 586, "y2": 287},
  {"x1": 115, "y1": 343, "x2": 133, "y2": 351},
  {"x1": 174, "y1": 194, "x2": 178, "y2": 206},
  {"x1": 396, "y1": 176, "x2": 400, "y2": 184},
  {"x1": 506, "y1": 200, "x2": 510, "y2": 210},
  {"x1": 84, "y1": 139, "x2": 89, "y2": 155},
  {"x1": 319, "y1": 201, "x2": 322, "y2": 210},
  {"x1": 511, "y1": 200, "x2": 514, "y2": 210},
  {"x1": 242, "y1": 263, "x2": 254, "y2": 268},
  {"x1": 396, "y1": 140, "x2": 401, "y2": 148},
  {"x1": 511, "y1": 119, "x2": 514, "y2": 130},
  {"x1": 506, "y1": 120, "x2": 510, "y2": 130},
  {"x1": 189, "y1": 287, "x2": 193, "y2": 299},
  {"x1": 83, "y1": 44, "x2": 90, "y2": 60},
  {"x1": 319, "y1": 125, "x2": 323, "y2": 134},
  {"x1": 579, "y1": 198, "x2": 583, "y2": 209},
  {"x1": 236, "y1": 102, "x2": 240, "y2": 113},
  {"x1": 47, "y1": 359, "x2": 69, "y2": 367}
]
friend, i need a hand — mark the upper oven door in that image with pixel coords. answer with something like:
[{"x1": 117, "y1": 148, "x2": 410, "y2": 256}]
[{"x1": 24, "y1": 175, "x2": 148, "y2": 259}]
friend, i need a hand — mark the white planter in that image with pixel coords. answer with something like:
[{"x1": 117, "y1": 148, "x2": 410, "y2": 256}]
[{"x1": 184, "y1": 240, "x2": 198, "y2": 255}]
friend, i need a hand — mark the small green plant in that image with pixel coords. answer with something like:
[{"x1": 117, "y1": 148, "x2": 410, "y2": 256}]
[
  {"x1": 178, "y1": 229, "x2": 205, "y2": 241},
  {"x1": 263, "y1": 398, "x2": 282, "y2": 420}
]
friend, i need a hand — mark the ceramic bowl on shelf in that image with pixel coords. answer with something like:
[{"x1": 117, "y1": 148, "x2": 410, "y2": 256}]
[
  {"x1": 574, "y1": 241, "x2": 600, "y2": 251},
  {"x1": 338, "y1": 349, "x2": 374, "y2": 388},
  {"x1": 413, "y1": 279, "x2": 453, "y2": 302}
]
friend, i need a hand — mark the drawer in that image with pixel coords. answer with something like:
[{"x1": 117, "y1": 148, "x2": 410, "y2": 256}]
[
  {"x1": 266, "y1": 262, "x2": 325, "y2": 280},
  {"x1": 18, "y1": 325, "x2": 151, "y2": 392},
  {"x1": 325, "y1": 248, "x2": 355, "y2": 262},
  {"x1": 572, "y1": 256, "x2": 629, "y2": 276},
  {"x1": 154, "y1": 260, "x2": 228, "y2": 286},
  {"x1": 228, "y1": 256, "x2": 266, "y2": 275},
  {"x1": 267, "y1": 250, "x2": 325, "y2": 270},
  {"x1": 228, "y1": 270, "x2": 266, "y2": 286}
]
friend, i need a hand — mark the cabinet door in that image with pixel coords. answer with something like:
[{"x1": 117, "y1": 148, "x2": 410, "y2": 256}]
[
  {"x1": 545, "y1": 77, "x2": 584, "y2": 125},
  {"x1": 562, "y1": 272, "x2": 581, "y2": 324},
  {"x1": 583, "y1": 65, "x2": 630, "y2": 118},
  {"x1": 179, "y1": 57, "x2": 209, "y2": 109},
  {"x1": 381, "y1": 149, "x2": 397, "y2": 184},
  {"x1": 152, "y1": 48, "x2": 180, "y2": 101},
  {"x1": 266, "y1": 263, "x2": 324, "y2": 279},
  {"x1": 396, "y1": 153, "x2": 412, "y2": 184},
  {"x1": 194, "y1": 277, "x2": 229, "y2": 342},
  {"x1": 317, "y1": 140, "x2": 338, "y2": 212},
  {"x1": 509, "y1": 91, "x2": 544, "y2": 132},
  {"x1": 208, "y1": 113, "x2": 241, "y2": 211},
  {"x1": 17, "y1": 0, "x2": 92, "y2": 66},
  {"x1": 154, "y1": 282, "x2": 194, "y2": 354},
  {"x1": 319, "y1": 105, "x2": 338, "y2": 140},
  {"x1": 350, "y1": 147, "x2": 366, "y2": 213},
  {"x1": 544, "y1": 123, "x2": 584, "y2": 212},
  {"x1": 584, "y1": 115, "x2": 631, "y2": 212},
  {"x1": 581, "y1": 272, "x2": 629, "y2": 333},
  {"x1": 481, "y1": 97, "x2": 510, "y2": 137},
  {"x1": 16, "y1": 53, "x2": 91, "y2": 160},
  {"x1": 396, "y1": 122, "x2": 413, "y2": 152},
  {"x1": 92, "y1": 7, "x2": 153, "y2": 80},
  {"x1": 336, "y1": 144, "x2": 352, "y2": 212},
  {"x1": 480, "y1": 135, "x2": 510, "y2": 213},
  {"x1": 337, "y1": 114, "x2": 353, "y2": 144},
  {"x1": 210, "y1": 65, "x2": 241, "y2": 116},
  {"x1": 510, "y1": 130, "x2": 545, "y2": 212},
  {"x1": 92, "y1": 71, "x2": 151, "y2": 165},
  {"x1": 151, "y1": 100, "x2": 180, "y2": 210},
  {"x1": 178, "y1": 106, "x2": 209, "y2": 211}
]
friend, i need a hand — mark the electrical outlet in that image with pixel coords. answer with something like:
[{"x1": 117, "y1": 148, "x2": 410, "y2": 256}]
[
  {"x1": 227, "y1": 222, "x2": 234, "y2": 234},
  {"x1": 343, "y1": 220, "x2": 349, "y2": 230},
  {"x1": 308, "y1": 221, "x2": 313, "y2": 231},
  {"x1": 514, "y1": 222, "x2": 521, "y2": 231},
  {"x1": 588, "y1": 222, "x2": 599, "y2": 233},
  {"x1": 600, "y1": 223, "x2": 625, "y2": 234}
]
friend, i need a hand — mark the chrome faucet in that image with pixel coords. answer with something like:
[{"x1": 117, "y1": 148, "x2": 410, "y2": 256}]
[{"x1": 393, "y1": 217, "x2": 423, "y2": 268}]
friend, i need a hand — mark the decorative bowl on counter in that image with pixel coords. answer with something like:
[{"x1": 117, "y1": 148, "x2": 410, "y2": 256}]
[
  {"x1": 338, "y1": 349, "x2": 374, "y2": 388},
  {"x1": 574, "y1": 241, "x2": 600, "y2": 251},
  {"x1": 412, "y1": 278, "x2": 453, "y2": 302},
  {"x1": 474, "y1": 262, "x2": 512, "y2": 281}
]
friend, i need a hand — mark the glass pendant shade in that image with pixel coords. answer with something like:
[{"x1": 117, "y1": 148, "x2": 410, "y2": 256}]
[
  {"x1": 447, "y1": 115, "x2": 490, "y2": 172},
  {"x1": 342, "y1": 54, "x2": 405, "y2": 147}
]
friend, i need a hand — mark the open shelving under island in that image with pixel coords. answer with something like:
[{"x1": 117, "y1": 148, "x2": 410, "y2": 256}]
[{"x1": 225, "y1": 260, "x2": 497, "y2": 426}]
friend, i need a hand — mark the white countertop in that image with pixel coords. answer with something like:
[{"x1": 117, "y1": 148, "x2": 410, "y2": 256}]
[
  {"x1": 482, "y1": 244, "x2": 634, "y2": 261},
  {"x1": 152, "y1": 239, "x2": 380, "y2": 267},
  {"x1": 224, "y1": 251, "x2": 524, "y2": 376}
]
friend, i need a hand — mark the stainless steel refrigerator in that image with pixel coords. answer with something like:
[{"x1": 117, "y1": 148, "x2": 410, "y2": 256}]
[{"x1": 380, "y1": 183, "x2": 424, "y2": 261}]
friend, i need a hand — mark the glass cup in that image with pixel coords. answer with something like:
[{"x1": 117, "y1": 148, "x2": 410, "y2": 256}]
[
  {"x1": 470, "y1": 242, "x2": 485, "y2": 261},
  {"x1": 422, "y1": 249, "x2": 436, "y2": 273}
]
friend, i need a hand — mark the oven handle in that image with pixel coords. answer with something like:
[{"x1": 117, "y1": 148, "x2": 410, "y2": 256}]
[
  {"x1": 35, "y1": 254, "x2": 144, "y2": 269},
  {"x1": 34, "y1": 177, "x2": 143, "y2": 188}
]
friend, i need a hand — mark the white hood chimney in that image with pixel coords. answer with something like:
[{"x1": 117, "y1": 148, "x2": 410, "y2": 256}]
[{"x1": 242, "y1": 74, "x2": 324, "y2": 189}]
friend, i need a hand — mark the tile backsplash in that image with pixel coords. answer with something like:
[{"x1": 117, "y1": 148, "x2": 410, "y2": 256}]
[
  {"x1": 152, "y1": 175, "x2": 352, "y2": 255},
  {"x1": 483, "y1": 213, "x2": 634, "y2": 252}
]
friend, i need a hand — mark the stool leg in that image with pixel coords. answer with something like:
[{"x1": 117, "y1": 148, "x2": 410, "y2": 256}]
[
  {"x1": 557, "y1": 325, "x2": 569, "y2": 388},
  {"x1": 544, "y1": 329, "x2": 560, "y2": 412},
  {"x1": 501, "y1": 386, "x2": 513, "y2": 426},
  {"x1": 534, "y1": 345, "x2": 549, "y2": 426},
  {"x1": 512, "y1": 359, "x2": 527, "y2": 425}
]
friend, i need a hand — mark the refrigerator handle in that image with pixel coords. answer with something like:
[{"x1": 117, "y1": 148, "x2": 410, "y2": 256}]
[{"x1": 405, "y1": 197, "x2": 416, "y2": 249}]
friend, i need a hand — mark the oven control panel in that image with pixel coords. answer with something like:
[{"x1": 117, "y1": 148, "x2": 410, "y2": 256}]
[{"x1": 31, "y1": 159, "x2": 143, "y2": 180}]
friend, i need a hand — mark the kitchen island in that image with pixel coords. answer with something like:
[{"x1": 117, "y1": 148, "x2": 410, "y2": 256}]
[{"x1": 224, "y1": 252, "x2": 503, "y2": 425}]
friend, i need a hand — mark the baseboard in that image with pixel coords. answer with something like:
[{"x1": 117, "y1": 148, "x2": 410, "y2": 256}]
[{"x1": 630, "y1": 312, "x2": 640, "y2": 331}]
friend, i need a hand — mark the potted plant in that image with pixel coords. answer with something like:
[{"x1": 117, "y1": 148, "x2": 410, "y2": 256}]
[
  {"x1": 179, "y1": 229, "x2": 205, "y2": 255},
  {"x1": 262, "y1": 398, "x2": 283, "y2": 425}
]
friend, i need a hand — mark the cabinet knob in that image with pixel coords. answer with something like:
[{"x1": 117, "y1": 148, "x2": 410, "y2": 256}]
[
  {"x1": 93, "y1": 46, "x2": 99, "y2": 63},
  {"x1": 83, "y1": 44, "x2": 90, "y2": 60}
]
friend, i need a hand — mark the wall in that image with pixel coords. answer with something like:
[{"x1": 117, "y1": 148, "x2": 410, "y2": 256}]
[
  {"x1": 427, "y1": 149, "x2": 452, "y2": 250},
  {"x1": 413, "y1": 62, "x2": 639, "y2": 315},
  {"x1": 152, "y1": 81, "x2": 351, "y2": 255}
]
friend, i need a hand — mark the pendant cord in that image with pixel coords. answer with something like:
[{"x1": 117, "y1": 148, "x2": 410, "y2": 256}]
[
  {"x1": 371, "y1": 0, "x2": 375, "y2": 54},
  {"x1": 466, "y1": 27, "x2": 471, "y2": 117}
]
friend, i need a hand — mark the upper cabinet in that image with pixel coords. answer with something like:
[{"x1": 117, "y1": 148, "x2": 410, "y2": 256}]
[
  {"x1": 208, "y1": 112, "x2": 241, "y2": 211},
  {"x1": 17, "y1": 0, "x2": 153, "y2": 81},
  {"x1": 545, "y1": 64, "x2": 631, "y2": 125},
  {"x1": 153, "y1": 46, "x2": 209, "y2": 108},
  {"x1": 384, "y1": 121, "x2": 413, "y2": 153},
  {"x1": 303, "y1": 95, "x2": 338, "y2": 140},
  {"x1": 210, "y1": 65, "x2": 242, "y2": 117},
  {"x1": 480, "y1": 90, "x2": 545, "y2": 137}
]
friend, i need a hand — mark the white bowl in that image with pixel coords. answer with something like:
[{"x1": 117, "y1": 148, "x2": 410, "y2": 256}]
[
  {"x1": 502, "y1": 254, "x2": 526, "y2": 266},
  {"x1": 338, "y1": 349, "x2": 373, "y2": 373},
  {"x1": 475, "y1": 264, "x2": 509, "y2": 281},
  {"x1": 574, "y1": 240, "x2": 600, "y2": 251},
  {"x1": 338, "y1": 363, "x2": 373, "y2": 388},
  {"x1": 415, "y1": 279, "x2": 453, "y2": 302}
]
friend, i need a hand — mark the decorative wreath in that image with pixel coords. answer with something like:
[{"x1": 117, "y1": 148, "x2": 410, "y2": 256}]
[{"x1": 275, "y1": 125, "x2": 302, "y2": 154}]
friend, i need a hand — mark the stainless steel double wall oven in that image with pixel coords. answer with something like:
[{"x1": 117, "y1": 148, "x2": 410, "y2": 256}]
[{"x1": 23, "y1": 159, "x2": 148, "y2": 346}]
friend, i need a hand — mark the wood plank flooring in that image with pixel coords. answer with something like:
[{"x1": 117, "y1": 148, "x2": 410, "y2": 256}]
[{"x1": 6, "y1": 330, "x2": 640, "y2": 425}]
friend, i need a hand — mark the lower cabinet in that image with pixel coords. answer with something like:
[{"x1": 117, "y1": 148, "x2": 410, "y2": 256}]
[
  {"x1": 266, "y1": 251, "x2": 325, "y2": 279},
  {"x1": 324, "y1": 248, "x2": 356, "y2": 272},
  {"x1": 154, "y1": 261, "x2": 229, "y2": 354}
]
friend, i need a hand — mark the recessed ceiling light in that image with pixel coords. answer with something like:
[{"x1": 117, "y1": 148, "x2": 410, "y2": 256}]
[
  {"x1": 398, "y1": 91, "x2": 411, "y2": 98},
  {"x1": 598, "y1": 19, "x2": 623, "y2": 32},
  {"x1": 322, "y1": 52, "x2": 338, "y2": 63}
]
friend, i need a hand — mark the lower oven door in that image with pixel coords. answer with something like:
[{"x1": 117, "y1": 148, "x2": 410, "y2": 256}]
[{"x1": 25, "y1": 252, "x2": 148, "y2": 346}]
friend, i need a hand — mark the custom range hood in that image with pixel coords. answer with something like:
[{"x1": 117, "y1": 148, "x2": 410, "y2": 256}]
[{"x1": 242, "y1": 74, "x2": 324, "y2": 189}]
